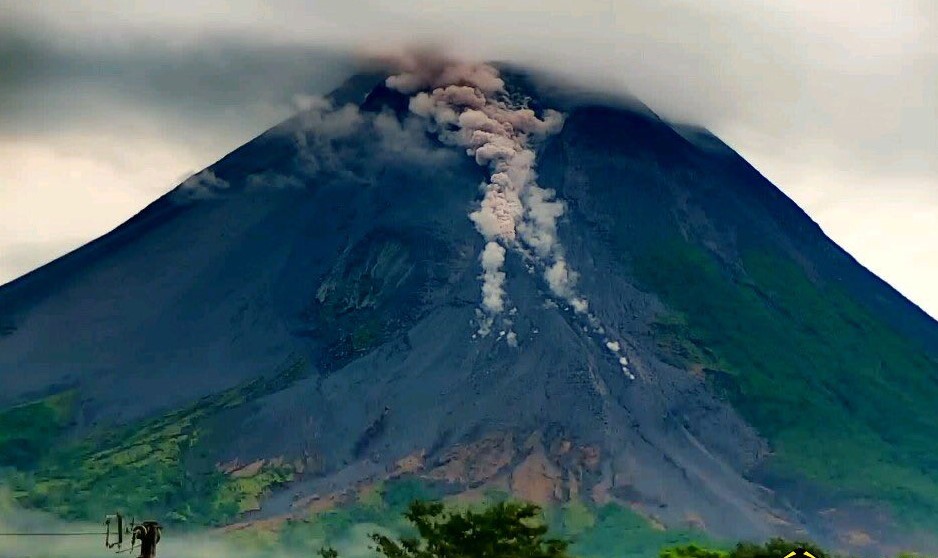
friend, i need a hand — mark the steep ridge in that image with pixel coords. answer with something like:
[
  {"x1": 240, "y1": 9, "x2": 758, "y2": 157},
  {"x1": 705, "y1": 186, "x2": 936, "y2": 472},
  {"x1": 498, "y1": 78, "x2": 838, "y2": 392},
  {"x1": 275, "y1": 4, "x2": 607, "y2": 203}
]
[{"x1": 0, "y1": 66, "x2": 936, "y2": 556}]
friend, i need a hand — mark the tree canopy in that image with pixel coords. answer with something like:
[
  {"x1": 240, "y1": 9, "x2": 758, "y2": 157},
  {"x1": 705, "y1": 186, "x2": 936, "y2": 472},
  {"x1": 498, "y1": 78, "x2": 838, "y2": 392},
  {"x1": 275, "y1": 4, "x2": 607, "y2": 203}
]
[
  {"x1": 662, "y1": 539, "x2": 830, "y2": 558},
  {"x1": 321, "y1": 500, "x2": 572, "y2": 558},
  {"x1": 319, "y1": 499, "x2": 929, "y2": 558}
]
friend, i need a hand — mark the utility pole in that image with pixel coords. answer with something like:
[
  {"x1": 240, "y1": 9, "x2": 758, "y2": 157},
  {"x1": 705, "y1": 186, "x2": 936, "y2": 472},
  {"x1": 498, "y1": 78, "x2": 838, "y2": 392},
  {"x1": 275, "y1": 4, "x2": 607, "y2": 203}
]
[
  {"x1": 131, "y1": 521, "x2": 161, "y2": 558},
  {"x1": 0, "y1": 512, "x2": 161, "y2": 557}
]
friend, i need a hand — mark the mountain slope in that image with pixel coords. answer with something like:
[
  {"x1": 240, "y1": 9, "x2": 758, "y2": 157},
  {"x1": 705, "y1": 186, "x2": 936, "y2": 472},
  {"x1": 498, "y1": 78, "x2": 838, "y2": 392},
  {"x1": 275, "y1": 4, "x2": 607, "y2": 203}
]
[
  {"x1": 536, "y1": 101, "x2": 938, "y2": 540},
  {"x1": 0, "y1": 67, "x2": 936, "y2": 556}
]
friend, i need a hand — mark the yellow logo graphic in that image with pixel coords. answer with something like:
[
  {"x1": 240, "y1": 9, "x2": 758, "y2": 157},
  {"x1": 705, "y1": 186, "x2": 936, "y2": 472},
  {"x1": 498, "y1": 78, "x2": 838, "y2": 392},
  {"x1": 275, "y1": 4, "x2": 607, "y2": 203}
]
[{"x1": 783, "y1": 549, "x2": 818, "y2": 558}]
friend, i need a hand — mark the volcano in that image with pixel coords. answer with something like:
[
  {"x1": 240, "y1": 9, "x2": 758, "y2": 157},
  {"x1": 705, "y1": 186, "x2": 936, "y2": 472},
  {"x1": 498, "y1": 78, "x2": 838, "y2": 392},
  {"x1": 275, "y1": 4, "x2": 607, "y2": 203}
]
[{"x1": 1, "y1": 65, "x2": 936, "y2": 557}]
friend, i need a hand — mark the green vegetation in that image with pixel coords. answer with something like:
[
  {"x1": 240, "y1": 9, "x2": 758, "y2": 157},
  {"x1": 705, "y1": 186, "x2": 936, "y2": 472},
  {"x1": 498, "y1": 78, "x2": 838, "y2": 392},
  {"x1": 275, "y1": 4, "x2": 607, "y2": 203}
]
[
  {"x1": 369, "y1": 500, "x2": 572, "y2": 558},
  {"x1": 627, "y1": 233, "x2": 938, "y2": 524},
  {"x1": 0, "y1": 391, "x2": 75, "y2": 469},
  {"x1": 9, "y1": 388, "x2": 293, "y2": 524},
  {"x1": 662, "y1": 539, "x2": 828, "y2": 558},
  {"x1": 557, "y1": 499, "x2": 595, "y2": 536},
  {"x1": 661, "y1": 544, "x2": 729, "y2": 558},
  {"x1": 2, "y1": 357, "x2": 308, "y2": 526},
  {"x1": 225, "y1": 480, "x2": 711, "y2": 558},
  {"x1": 255, "y1": 479, "x2": 444, "y2": 553},
  {"x1": 564, "y1": 504, "x2": 709, "y2": 558},
  {"x1": 313, "y1": 499, "x2": 931, "y2": 558}
]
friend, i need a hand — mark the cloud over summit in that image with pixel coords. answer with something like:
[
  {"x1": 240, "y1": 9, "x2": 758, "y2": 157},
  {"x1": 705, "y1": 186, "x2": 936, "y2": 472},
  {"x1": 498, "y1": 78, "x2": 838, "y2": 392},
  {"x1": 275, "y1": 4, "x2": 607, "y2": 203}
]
[{"x1": 0, "y1": 0, "x2": 935, "y2": 317}]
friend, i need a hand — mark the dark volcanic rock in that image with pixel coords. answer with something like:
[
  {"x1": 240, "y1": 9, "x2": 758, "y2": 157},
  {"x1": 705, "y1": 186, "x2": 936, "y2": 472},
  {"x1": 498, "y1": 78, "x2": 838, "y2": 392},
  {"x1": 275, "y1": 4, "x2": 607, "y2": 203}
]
[{"x1": 1, "y1": 70, "x2": 936, "y2": 554}]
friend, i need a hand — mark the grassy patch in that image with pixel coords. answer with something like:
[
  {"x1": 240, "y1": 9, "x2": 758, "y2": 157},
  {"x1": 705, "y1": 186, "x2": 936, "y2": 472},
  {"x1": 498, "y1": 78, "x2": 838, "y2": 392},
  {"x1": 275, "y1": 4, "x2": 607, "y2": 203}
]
[
  {"x1": 559, "y1": 499, "x2": 596, "y2": 536},
  {"x1": 566, "y1": 504, "x2": 715, "y2": 558}
]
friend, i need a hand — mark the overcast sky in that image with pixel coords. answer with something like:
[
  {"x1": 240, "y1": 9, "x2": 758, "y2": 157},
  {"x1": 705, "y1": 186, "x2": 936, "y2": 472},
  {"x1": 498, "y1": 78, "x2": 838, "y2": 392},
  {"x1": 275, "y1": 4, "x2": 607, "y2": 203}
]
[{"x1": 1, "y1": 0, "x2": 935, "y2": 318}]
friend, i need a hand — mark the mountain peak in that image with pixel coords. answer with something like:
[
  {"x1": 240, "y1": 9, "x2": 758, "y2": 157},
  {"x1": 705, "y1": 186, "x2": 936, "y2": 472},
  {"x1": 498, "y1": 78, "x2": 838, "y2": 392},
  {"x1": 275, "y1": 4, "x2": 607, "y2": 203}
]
[{"x1": 1, "y1": 62, "x2": 936, "y2": 556}]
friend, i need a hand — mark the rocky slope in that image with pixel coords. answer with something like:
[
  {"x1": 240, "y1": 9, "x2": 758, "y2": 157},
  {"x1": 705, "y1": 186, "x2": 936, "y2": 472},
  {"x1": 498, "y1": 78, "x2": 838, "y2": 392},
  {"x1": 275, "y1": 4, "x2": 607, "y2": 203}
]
[{"x1": 0, "y1": 66, "x2": 936, "y2": 556}]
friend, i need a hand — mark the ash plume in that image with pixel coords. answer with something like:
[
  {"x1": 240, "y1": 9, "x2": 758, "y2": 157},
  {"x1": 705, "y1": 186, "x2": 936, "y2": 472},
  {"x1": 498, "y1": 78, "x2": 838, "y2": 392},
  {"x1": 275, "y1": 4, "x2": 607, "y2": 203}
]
[
  {"x1": 380, "y1": 54, "x2": 636, "y2": 378},
  {"x1": 384, "y1": 56, "x2": 591, "y2": 337}
]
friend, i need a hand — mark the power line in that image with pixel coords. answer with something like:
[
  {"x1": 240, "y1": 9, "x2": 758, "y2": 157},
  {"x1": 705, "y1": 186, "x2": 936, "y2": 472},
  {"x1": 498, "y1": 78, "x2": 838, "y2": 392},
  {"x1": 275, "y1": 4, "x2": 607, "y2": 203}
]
[{"x1": 0, "y1": 532, "x2": 107, "y2": 536}]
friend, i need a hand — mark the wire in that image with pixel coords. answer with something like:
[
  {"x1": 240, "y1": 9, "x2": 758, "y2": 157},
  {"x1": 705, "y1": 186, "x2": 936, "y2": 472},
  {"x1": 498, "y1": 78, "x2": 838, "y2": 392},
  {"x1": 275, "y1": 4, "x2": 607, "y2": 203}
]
[{"x1": 0, "y1": 532, "x2": 107, "y2": 536}]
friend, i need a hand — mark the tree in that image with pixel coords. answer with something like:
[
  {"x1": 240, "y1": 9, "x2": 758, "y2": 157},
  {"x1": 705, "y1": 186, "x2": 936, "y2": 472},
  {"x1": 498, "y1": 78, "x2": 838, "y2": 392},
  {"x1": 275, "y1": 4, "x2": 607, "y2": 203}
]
[
  {"x1": 333, "y1": 500, "x2": 574, "y2": 558},
  {"x1": 661, "y1": 538, "x2": 833, "y2": 558},
  {"x1": 731, "y1": 538, "x2": 829, "y2": 558},
  {"x1": 660, "y1": 544, "x2": 728, "y2": 558}
]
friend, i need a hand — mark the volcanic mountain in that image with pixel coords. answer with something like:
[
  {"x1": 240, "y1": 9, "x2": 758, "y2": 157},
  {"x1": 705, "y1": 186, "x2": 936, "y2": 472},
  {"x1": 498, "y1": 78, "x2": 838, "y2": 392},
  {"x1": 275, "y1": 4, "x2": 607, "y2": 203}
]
[{"x1": 1, "y1": 65, "x2": 936, "y2": 557}]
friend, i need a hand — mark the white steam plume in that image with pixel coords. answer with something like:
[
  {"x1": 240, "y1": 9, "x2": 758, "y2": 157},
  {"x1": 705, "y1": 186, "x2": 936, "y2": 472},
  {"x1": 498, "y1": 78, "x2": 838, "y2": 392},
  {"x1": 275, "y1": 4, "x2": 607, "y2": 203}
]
[
  {"x1": 605, "y1": 336, "x2": 633, "y2": 378},
  {"x1": 479, "y1": 241, "x2": 507, "y2": 334},
  {"x1": 385, "y1": 56, "x2": 590, "y2": 336},
  {"x1": 173, "y1": 169, "x2": 230, "y2": 202},
  {"x1": 389, "y1": 55, "x2": 634, "y2": 376}
]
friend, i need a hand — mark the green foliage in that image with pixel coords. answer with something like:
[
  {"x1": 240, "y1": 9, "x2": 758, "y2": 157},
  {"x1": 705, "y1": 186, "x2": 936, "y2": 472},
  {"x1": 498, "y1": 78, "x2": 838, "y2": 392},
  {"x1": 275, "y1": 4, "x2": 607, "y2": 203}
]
[
  {"x1": 232, "y1": 480, "x2": 710, "y2": 558},
  {"x1": 381, "y1": 478, "x2": 442, "y2": 512},
  {"x1": 567, "y1": 504, "x2": 711, "y2": 558},
  {"x1": 662, "y1": 538, "x2": 829, "y2": 558},
  {"x1": 649, "y1": 312, "x2": 722, "y2": 371},
  {"x1": 730, "y1": 539, "x2": 828, "y2": 558},
  {"x1": 2, "y1": 358, "x2": 308, "y2": 526},
  {"x1": 10, "y1": 389, "x2": 292, "y2": 524},
  {"x1": 275, "y1": 479, "x2": 443, "y2": 553},
  {"x1": 0, "y1": 391, "x2": 74, "y2": 469},
  {"x1": 660, "y1": 544, "x2": 728, "y2": 558},
  {"x1": 558, "y1": 500, "x2": 595, "y2": 536},
  {"x1": 582, "y1": 145, "x2": 938, "y2": 526},
  {"x1": 370, "y1": 500, "x2": 573, "y2": 558},
  {"x1": 304, "y1": 497, "x2": 718, "y2": 558},
  {"x1": 625, "y1": 231, "x2": 938, "y2": 525},
  {"x1": 215, "y1": 464, "x2": 295, "y2": 515}
]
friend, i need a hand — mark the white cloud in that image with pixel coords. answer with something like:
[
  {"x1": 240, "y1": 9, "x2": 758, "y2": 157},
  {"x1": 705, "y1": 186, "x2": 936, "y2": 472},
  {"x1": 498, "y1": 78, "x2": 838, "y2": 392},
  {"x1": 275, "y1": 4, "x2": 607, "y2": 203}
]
[
  {"x1": 0, "y1": 135, "x2": 200, "y2": 283},
  {"x1": 0, "y1": 0, "x2": 934, "y2": 319}
]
